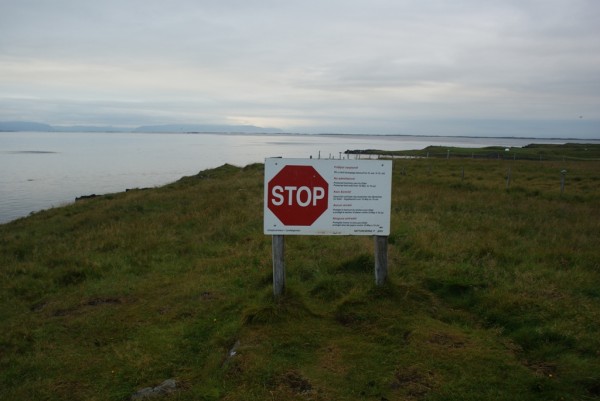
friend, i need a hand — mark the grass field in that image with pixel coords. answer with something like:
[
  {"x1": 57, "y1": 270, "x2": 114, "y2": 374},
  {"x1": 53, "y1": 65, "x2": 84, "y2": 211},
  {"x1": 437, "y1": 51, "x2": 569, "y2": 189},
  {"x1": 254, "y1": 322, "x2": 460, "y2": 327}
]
[
  {"x1": 1, "y1": 148, "x2": 599, "y2": 400},
  {"x1": 347, "y1": 142, "x2": 600, "y2": 161}
]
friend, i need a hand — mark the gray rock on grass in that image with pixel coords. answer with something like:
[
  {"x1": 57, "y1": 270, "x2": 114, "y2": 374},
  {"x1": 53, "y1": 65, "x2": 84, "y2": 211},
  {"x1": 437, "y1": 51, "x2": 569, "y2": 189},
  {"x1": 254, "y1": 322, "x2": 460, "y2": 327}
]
[{"x1": 131, "y1": 379, "x2": 177, "y2": 400}]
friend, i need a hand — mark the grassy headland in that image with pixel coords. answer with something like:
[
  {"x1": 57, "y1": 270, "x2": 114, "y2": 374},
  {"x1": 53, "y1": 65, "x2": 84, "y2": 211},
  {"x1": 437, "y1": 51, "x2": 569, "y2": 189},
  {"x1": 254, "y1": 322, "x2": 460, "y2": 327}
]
[
  {"x1": 346, "y1": 142, "x2": 600, "y2": 161},
  {"x1": 1, "y1": 150, "x2": 599, "y2": 400}
]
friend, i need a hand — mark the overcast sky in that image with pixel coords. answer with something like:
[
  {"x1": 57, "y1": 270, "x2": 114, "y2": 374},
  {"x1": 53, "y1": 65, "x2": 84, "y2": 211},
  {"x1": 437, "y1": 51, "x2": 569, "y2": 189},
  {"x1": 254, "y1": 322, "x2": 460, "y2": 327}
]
[{"x1": 1, "y1": 0, "x2": 599, "y2": 137}]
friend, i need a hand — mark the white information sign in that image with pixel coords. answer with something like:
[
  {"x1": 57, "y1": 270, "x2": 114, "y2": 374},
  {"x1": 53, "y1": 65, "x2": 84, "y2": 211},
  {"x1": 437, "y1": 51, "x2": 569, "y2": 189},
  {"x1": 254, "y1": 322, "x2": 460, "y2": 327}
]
[{"x1": 264, "y1": 158, "x2": 392, "y2": 235}]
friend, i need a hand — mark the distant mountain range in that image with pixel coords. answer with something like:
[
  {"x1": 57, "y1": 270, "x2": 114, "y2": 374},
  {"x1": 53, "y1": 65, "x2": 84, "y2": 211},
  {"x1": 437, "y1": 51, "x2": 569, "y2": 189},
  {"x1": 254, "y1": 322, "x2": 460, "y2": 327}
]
[
  {"x1": 0, "y1": 121, "x2": 282, "y2": 134},
  {"x1": 0, "y1": 121, "x2": 55, "y2": 132},
  {"x1": 132, "y1": 124, "x2": 282, "y2": 133}
]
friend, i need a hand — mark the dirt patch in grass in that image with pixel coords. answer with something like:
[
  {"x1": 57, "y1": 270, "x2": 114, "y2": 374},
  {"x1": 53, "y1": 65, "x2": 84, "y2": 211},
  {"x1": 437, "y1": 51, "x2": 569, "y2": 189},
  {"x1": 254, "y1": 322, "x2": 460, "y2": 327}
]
[
  {"x1": 318, "y1": 344, "x2": 347, "y2": 375},
  {"x1": 427, "y1": 332, "x2": 467, "y2": 348},
  {"x1": 390, "y1": 365, "x2": 437, "y2": 399}
]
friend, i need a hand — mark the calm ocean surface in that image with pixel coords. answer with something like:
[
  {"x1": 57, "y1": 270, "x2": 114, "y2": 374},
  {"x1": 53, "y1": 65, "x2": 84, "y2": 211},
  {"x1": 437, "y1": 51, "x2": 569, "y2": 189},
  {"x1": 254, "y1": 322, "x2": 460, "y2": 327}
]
[{"x1": 1, "y1": 131, "x2": 597, "y2": 224}]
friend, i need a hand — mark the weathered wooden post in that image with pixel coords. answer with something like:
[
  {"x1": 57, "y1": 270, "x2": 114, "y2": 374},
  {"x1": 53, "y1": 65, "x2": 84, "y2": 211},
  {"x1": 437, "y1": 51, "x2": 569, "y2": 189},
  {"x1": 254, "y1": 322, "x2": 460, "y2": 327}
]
[
  {"x1": 374, "y1": 235, "x2": 388, "y2": 286},
  {"x1": 560, "y1": 170, "x2": 567, "y2": 194},
  {"x1": 272, "y1": 235, "x2": 285, "y2": 297},
  {"x1": 506, "y1": 166, "x2": 511, "y2": 189}
]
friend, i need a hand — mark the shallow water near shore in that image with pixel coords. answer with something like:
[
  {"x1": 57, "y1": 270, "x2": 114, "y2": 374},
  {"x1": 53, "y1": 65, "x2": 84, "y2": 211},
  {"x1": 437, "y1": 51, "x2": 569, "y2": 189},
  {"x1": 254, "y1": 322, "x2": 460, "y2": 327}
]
[{"x1": 1, "y1": 131, "x2": 597, "y2": 223}]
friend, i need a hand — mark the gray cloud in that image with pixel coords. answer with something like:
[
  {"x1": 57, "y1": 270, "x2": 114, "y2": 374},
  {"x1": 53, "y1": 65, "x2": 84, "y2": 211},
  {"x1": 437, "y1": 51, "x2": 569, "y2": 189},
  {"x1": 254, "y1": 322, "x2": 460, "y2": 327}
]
[{"x1": 1, "y1": 0, "x2": 599, "y2": 137}]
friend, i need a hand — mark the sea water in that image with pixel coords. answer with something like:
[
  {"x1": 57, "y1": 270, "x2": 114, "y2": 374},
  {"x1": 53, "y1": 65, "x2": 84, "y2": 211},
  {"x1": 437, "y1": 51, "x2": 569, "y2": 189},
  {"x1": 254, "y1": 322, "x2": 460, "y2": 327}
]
[{"x1": 1, "y1": 131, "x2": 596, "y2": 223}]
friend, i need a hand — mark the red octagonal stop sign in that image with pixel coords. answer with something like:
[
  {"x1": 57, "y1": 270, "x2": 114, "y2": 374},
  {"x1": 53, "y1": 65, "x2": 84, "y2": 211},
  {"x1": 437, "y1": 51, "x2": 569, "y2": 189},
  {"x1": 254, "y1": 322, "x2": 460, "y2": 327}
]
[{"x1": 267, "y1": 165, "x2": 329, "y2": 226}]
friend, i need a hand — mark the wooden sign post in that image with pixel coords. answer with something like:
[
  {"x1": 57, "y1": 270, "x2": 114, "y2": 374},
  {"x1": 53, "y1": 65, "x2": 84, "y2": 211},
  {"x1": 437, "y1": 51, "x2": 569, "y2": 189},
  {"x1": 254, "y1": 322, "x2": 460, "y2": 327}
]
[
  {"x1": 374, "y1": 235, "x2": 388, "y2": 286},
  {"x1": 272, "y1": 235, "x2": 285, "y2": 296}
]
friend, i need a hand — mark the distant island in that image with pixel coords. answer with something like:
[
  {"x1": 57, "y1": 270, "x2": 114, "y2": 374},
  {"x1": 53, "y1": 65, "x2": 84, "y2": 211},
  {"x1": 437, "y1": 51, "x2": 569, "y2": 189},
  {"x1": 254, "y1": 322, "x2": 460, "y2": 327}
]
[{"x1": 0, "y1": 121, "x2": 282, "y2": 134}]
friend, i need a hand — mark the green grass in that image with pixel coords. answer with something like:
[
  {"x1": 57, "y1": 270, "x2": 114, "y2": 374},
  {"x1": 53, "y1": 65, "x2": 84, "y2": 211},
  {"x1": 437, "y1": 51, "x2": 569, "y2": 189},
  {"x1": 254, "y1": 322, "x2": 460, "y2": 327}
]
[
  {"x1": 1, "y1": 155, "x2": 599, "y2": 400},
  {"x1": 348, "y1": 142, "x2": 600, "y2": 161}
]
